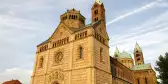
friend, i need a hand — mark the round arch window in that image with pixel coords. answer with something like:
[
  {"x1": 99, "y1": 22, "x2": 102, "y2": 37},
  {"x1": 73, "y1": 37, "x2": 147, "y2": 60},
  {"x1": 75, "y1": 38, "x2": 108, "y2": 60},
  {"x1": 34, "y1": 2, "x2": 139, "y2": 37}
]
[
  {"x1": 52, "y1": 81, "x2": 59, "y2": 84},
  {"x1": 54, "y1": 52, "x2": 63, "y2": 63}
]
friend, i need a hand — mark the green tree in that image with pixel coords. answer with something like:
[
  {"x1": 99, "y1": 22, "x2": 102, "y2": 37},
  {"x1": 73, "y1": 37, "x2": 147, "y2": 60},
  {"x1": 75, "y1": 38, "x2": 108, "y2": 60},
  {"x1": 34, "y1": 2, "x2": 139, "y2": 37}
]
[{"x1": 155, "y1": 52, "x2": 168, "y2": 84}]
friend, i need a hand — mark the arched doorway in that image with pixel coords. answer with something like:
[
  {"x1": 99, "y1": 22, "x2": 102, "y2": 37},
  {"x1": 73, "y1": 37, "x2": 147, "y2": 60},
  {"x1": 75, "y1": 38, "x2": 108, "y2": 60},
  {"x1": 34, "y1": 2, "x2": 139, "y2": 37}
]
[{"x1": 52, "y1": 81, "x2": 59, "y2": 84}]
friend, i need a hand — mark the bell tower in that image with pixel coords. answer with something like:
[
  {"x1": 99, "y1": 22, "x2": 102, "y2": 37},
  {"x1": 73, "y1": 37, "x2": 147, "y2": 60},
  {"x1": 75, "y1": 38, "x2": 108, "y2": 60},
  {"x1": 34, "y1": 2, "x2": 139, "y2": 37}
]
[
  {"x1": 91, "y1": 0, "x2": 106, "y2": 24},
  {"x1": 134, "y1": 42, "x2": 144, "y2": 65}
]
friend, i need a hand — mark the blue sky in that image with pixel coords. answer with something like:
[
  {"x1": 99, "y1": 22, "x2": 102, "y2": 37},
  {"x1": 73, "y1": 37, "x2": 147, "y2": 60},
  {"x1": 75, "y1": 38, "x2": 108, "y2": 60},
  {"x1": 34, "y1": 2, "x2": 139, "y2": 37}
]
[{"x1": 0, "y1": 0, "x2": 168, "y2": 83}]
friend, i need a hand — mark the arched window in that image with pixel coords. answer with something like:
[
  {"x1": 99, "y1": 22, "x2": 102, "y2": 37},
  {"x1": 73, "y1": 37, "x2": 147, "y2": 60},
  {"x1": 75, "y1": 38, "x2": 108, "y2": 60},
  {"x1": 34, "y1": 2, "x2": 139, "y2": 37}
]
[
  {"x1": 136, "y1": 54, "x2": 140, "y2": 57},
  {"x1": 67, "y1": 37, "x2": 69, "y2": 42},
  {"x1": 53, "y1": 43, "x2": 55, "y2": 48},
  {"x1": 79, "y1": 47, "x2": 83, "y2": 59},
  {"x1": 94, "y1": 9, "x2": 98, "y2": 15},
  {"x1": 75, "y1": 35, "x2": 77, "y2": 40},
  {"x1": 80, "y1": 33, "x2": 82, "y2": 38},
  {"x1": 64, "y1": 38, "x2": 67, "y2": 43},
  {"x1": 85, "y1": 31, "x2": 87, "y2": 37},
  {"x1": 145, "y1": 77, "x2": 148, "y2": 84},
  {"x1": 96, "y1": 17, "x2": 98, "y2": 21},
  {"x1": 72, "y1": 15, "x2": 74, "y2": 19},
  {"x1": 39, "y1": 57, "x2": 44, "y2": 68},
  {"x1": 59, "y1": 40, "x2": 61, "y2": 45},
  {"x1": 100, "y1": 48, "x2": 103, "y2": 62},
  {"x1": 103, "y1": 39, "x2": 105, "y2": 44},
  {"x1": 62, "y1": 39, "x2": 64, "y2": 44},
  {"x1": 75, "y1": 15, "x2": 77, "y2": 19},
  {"x1": 74, "y1": 15, "x2": 75, "y2": 19},
  {"x1": 137, "y1": 78, "x2": 140, "y2": 84},
  {"x1": 54, "y1": 52, "x2": 63, "y2": 63},
  {"x1": 57, "y1": 41, "x2": 59, "y2": 46},
  {"x1": 94, "y1": 18, "x2": 97, "y2": 22},
  {"x1": 52, "y1": 81, "x2": 59, "y2": 84},
  {"x1": 137, "y1": 58, "x2": 140, "y2": 61},
  {"x1": 69, "y1": 15, "x2": 71, "y2": 19}
]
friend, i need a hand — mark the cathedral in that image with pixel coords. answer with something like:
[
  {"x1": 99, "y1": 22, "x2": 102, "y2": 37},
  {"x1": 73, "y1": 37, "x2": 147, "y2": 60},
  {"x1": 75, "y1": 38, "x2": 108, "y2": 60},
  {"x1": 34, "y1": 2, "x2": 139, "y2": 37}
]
[{"x1": 31, "y1": 0, "x2": 156, "y2": 84}]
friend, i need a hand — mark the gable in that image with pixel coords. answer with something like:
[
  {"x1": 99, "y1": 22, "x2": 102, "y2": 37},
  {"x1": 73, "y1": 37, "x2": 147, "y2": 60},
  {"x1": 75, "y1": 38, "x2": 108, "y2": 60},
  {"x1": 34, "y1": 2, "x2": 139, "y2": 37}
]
[
  {"x1": 94, "y1": 22, "x2": 109, "y2": 40},
  {"x1": 50, "y1": 23, "x2": 72, "y2": 41}
]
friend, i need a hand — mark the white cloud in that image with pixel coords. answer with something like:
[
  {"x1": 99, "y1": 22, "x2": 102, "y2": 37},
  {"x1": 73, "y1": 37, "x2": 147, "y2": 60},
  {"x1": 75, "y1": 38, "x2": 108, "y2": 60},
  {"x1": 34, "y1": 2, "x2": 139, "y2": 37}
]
[
  {"x1": 110, "y1": 23, "x2": 168, "y2": 43},
  {"x1": 106, "y1": 0, "x2": 162, "y2": 25},
  {"x1": 0, "y1": 14, "x2": 50, "y2": 31},
  {"x1": 0, "y1": 68, "x2": 32, "y2": 84}
]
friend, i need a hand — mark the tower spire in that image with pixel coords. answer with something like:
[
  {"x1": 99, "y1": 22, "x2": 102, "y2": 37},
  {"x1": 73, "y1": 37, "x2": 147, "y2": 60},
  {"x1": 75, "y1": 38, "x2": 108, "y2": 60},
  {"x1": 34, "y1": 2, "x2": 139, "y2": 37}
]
[
  {"x1": 134, "y1": 42, "x2": 142, "y2": 52},
  {"x1": 95, "y1": 0, "x2": 103, "y2": 5},
  {"x1": 134, "y1": 42, "x2": 144, "y2": 65},
  {"x1": 114, "y1": 47, "x2": 120, "y2": 57}
]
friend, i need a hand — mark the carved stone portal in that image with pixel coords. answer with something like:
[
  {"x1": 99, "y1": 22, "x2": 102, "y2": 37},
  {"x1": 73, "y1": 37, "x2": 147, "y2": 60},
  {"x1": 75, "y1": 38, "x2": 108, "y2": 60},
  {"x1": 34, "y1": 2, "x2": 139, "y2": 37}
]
[{"x1": 48, "y1": 70, "x2": 64, "y2": 84}]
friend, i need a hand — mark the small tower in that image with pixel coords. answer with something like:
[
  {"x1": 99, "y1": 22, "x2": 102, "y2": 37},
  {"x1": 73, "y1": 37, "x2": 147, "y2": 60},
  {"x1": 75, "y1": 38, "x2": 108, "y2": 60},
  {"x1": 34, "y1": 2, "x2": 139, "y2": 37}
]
[
  {"x1": 60, "y1": 8, "x2": 85, "y2": 28},
  {"x1": 114, "y1": 47, "x2": 120, "y2": 57},
  {"x1": 134, "y1": 42, "x2": 144, "y2": 65},
  {"x1": 91, "y1": 0, "x2": 106, "y2": 25}
]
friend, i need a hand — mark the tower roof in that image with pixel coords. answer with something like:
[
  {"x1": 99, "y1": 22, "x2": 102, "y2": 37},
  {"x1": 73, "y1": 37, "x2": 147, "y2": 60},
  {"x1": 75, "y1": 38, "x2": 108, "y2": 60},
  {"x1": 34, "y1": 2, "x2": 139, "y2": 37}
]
[
  {"x1": 114, "y1": 47, "x2": 120, "y2": 57},
  {"x1": 131, "y1": 63, "x2": 151, "y2": 70},
  {"x1": 134, "y1": 42, "x2": 142, "y2": 52},
  {"x1": 3, "y1": 80, "x2": 22, "y2": 84},
  {"x1": 95, "y1": 0, "x2": 103, "y2": 5},
  {"x1": 119, "y1": 51, "x2": 132, "y2": 59}
]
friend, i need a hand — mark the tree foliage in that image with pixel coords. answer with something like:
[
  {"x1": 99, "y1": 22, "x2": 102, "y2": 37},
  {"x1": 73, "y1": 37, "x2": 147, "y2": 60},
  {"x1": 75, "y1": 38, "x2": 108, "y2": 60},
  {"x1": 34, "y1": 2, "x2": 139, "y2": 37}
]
[{"x1": 155, "y1": 52, "x2": 168, "y2": 84}]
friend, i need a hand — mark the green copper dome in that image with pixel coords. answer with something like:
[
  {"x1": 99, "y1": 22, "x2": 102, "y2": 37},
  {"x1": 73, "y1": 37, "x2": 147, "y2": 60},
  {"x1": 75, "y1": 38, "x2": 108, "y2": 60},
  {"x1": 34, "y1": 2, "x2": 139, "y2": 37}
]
[{"x1": 118, "y1": 51, "x2": 132, "y2": 59}]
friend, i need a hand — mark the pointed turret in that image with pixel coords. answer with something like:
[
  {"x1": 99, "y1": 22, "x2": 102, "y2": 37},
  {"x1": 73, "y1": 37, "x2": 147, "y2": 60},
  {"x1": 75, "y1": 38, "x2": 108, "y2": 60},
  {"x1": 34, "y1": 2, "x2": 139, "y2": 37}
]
[
  {"x1": 134, "y1": 42, "x2": 144, "y2": 65},
  {"x1": 114, "y1": 47, "x2": 120, "y2": 57},
  {"x1": 95, "y1": 0, "x2": 103, "y2": 5},
  {"x1": 134, "y1": 42, "x2": 142, "y2": 52}
]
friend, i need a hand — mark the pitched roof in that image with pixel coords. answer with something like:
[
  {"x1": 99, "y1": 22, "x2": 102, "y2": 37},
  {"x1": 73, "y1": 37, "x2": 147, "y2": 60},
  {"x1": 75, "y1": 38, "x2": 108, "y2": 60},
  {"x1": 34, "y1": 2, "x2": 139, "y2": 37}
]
[
  {"x1": 117, "y1": 51, "x2": 132, "y2": 59},
  {"x1": 131, "y1": 63, "x2": 151, "y2": 70},
  {"x1": 3, "y1": 80, "x2": 22, "y2": 84},
  {"x1": 37, "y1": 20, "x2": 101, "y2": 46},
  {"x1": 114, "y1": 47, "x2": 120, "y2": 57}
]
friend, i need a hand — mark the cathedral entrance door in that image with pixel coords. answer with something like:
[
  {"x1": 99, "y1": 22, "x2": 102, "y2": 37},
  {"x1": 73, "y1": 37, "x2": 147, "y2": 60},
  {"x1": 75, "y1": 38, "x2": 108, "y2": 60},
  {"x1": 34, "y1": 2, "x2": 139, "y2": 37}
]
[{"x1": 52, "y1": 81, "x2": 59, "y2": 84}]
